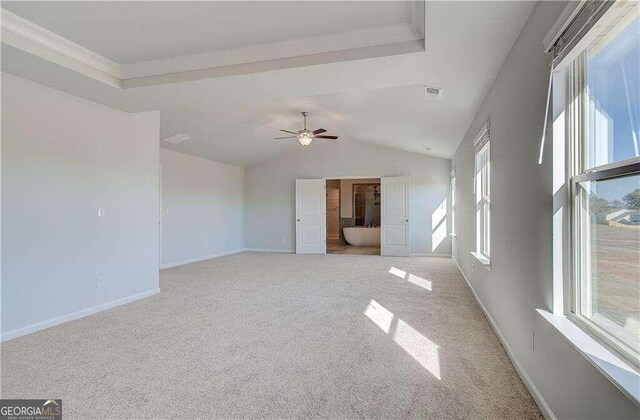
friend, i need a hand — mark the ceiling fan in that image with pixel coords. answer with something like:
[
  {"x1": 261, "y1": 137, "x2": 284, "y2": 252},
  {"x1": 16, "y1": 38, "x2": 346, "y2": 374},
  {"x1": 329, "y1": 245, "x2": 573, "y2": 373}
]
[{"x1": 275, "y1": 111, "x2": 338, "y2": 146}]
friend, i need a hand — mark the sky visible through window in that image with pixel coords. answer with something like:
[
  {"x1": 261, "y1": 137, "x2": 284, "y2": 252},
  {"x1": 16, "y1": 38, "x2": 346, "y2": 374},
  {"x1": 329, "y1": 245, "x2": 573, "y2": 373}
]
[{"x1": 587, "y1": 18, "x2": 639, "y2": 203}]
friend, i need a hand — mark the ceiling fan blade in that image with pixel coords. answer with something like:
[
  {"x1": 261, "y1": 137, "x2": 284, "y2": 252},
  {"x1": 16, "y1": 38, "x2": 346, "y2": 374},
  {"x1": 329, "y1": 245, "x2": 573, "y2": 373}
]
[
  {"x1": 312, "y1": 128, "x2": 327, "y2": 135},
  {"x1": 274, "y1": 136, "x2": 297, "y2": 140},
  {"x1": 314, "y1": 135, "x2": 338, "y2": 139},
  {"x1": 279, "y1": 129, "x2": 298, "y2": 135}
]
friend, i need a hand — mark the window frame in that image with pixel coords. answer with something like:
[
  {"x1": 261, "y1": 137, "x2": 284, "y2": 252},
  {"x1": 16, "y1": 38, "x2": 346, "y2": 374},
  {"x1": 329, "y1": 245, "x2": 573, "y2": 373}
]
[
  {"x1": 450, "y1": 170, "x2": 456, "y2": 237},
  {"x1": 473, "y1": 124, "x2": 491, "y2": 264},
  {"x1": 567, "y1": 51, "x2": 640, "y2": 368}
]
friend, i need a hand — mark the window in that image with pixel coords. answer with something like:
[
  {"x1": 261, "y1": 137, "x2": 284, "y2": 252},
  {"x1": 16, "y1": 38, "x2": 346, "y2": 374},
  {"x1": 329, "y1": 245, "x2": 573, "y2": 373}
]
[
  {"x1": 473, "y1": 123, "x2": 490, "y2": 265},
  {"x1": 450, "y1": 170, "x2": 456, "y2": 236},
  {"x1": 569, "y1": 5, "x2": 640, "y2": 366}
]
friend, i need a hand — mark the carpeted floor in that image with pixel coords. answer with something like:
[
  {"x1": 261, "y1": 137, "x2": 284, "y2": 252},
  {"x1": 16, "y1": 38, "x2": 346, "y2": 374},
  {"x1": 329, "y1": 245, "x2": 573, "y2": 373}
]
[{"x1": 1, "y1": 252, "x2": 542, "y2": 419}]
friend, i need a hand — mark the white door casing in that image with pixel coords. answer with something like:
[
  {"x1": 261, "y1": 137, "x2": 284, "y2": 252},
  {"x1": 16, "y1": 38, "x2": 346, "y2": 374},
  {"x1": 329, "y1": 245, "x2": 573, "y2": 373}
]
[
  {"x1": 295, "y1": 179, "x2": 326, "y2": 254},
  {"x1": 381, "y1": 176, "x2": 411, "y2": 256}
]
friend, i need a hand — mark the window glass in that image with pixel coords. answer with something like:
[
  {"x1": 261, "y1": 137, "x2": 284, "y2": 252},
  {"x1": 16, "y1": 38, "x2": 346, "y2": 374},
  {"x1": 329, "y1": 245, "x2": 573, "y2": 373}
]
[
  {"x1": 475, "y1": 143, "x2": 490, "y2": 258},
  {"x1": 570, "y1": 1, "x2": 640, "y2": 368},
  {"x1": 578, "y1": 174, "x2": 640, "y2": 354},
  {"x1": 451, "y1": 176, "x2": 456, "y2": 235},
  {"x1": 586, "y1": 17, "x2": 640, "y2": 168}
]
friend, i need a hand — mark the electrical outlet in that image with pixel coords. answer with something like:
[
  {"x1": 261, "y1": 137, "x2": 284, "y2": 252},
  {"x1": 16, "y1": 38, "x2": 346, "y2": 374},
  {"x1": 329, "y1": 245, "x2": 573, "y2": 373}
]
[
  {"x1": 97, "y1": 207, "x2": 106, "y2": 218},
  {"x1": 96, "y1": 276, "x2": 105, "y2": 288},
  {"x1": 530, "y1": 328, "x2": 535, "y2": 351}
]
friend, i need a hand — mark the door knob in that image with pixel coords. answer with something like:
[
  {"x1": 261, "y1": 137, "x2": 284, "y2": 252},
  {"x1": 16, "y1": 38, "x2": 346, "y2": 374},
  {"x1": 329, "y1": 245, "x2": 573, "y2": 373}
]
[
  {"x1": 297, "y1": 219, "x2": 301, "y2": 222},
  {"x1": 405, "y1": 219, "x2": 409, "y2": 222}
]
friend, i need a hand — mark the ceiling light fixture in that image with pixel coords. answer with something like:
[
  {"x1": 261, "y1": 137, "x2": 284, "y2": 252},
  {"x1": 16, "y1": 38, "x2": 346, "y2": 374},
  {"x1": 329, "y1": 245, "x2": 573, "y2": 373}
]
[
  {"x1": 298, "y1": 131, "x2": 313, "y2": 146},
  {"x1": 274, "y1": 111, "x2": 339, "y2": 146}
]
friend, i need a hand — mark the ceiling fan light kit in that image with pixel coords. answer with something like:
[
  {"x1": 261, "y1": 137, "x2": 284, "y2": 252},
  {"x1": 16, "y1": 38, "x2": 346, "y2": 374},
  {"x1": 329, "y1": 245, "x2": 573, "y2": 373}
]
[
  {"x1": 275, "y1": 111, "x2": 338, "y2": 146},
  {"x1": 298, "y1": 131, "x2": 313, "y2": 146}
]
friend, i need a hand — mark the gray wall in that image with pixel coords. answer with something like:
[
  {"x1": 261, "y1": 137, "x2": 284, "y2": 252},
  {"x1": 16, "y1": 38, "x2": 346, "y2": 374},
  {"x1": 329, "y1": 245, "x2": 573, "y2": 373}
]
[
  {"x1": 1, "y1": 73, "x2": 160, "y2": 338},
  {"x1": 245, "y1": 139, "x2": 451, "y2": 255},
  {"x1": 451, "y1": 2, "x2": 639, "y2": 418},
  {"x1": 160, "y1": 148, "x2": 244, "y2": 267}
]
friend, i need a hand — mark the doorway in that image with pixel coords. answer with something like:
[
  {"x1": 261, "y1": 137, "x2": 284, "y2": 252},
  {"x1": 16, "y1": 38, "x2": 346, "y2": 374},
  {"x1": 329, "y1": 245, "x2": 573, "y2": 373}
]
[
  {"x1": 295, "y1": 176, "x2": 411, "y2": 256},
  {"x1": 325, "y1": 178, "x2": 381, "y2": 255}
]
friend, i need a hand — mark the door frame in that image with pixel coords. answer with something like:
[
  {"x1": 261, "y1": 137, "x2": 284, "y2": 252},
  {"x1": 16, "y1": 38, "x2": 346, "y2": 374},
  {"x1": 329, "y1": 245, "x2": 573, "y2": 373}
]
[
  {"x1": 321, "y1": 175, "x2": 384, "y2": 254},
  {"x1": 325, "y1": 184, "x2": 341, "y2": 243},
  {"x1": 159, "y1": 163, "x2": 163, "y2": 268}
]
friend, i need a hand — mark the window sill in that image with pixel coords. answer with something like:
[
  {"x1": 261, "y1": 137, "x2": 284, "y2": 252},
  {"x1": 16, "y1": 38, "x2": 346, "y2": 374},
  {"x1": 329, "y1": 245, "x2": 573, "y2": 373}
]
[
  {"x1": 470, "y1": 252, "x2": 490, "y2": 266},
  {"x1": 537, "y1": 309, "x2": 640, "y2": 405}
]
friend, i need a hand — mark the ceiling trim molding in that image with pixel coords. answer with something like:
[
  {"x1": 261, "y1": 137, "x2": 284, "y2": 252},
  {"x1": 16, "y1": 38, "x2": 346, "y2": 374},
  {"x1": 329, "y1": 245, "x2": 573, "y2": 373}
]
[
  {"x1": 122, "y1": 23, "x2": 422, "y2": 79},
  {"x1": 1, "y1": 9, "x2": 122, "y2": 87},
  {"x1": 1, "y1": 2, "x2": 425, "y2": 90},
  {"x1": 122, "y1": 40, "x2": 424, "y2": 88},
  {"x1": 411, "y1": 0, "x2": 426, "y2": 40}
]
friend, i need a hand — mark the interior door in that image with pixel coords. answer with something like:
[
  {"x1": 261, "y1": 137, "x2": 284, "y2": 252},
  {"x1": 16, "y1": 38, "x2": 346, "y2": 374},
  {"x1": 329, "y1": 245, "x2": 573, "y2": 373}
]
[
  {"x1": 295, "y1": 179, "x2": 326, "y2": 254},
  {"x1": 381, "y1": 176, "x2": 411, "y2": 256}
]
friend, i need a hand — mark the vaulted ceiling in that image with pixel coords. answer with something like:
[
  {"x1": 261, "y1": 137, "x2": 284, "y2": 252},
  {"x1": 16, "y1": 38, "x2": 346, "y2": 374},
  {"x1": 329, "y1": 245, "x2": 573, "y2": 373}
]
[{"x1": 1, "y1": 1, "x2": 536, "y2": 166}]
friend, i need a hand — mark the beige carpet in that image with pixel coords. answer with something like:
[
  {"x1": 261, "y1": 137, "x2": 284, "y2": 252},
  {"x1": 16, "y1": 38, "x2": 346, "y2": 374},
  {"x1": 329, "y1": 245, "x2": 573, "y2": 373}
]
[{"x1": 1, "y1": 252, "x2": 541, "y2": 419}]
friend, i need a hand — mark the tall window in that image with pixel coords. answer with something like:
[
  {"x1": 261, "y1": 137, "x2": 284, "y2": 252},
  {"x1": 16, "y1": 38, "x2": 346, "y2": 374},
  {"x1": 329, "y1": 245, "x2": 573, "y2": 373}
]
[
  {"x1": 569, "y1": 5, "x2": 639, "y2": 366},
  {"x1": 451, "y1": 170, "x2": 456, "y2": 236},
  {"x1": 474, "y1": 123, "x2": 490, "y2": 264}
]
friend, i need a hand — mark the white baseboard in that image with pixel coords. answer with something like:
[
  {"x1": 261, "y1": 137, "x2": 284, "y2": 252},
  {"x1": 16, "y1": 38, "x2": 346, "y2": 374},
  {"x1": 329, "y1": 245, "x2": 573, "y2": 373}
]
[
  {"x1": 160, "y1": 249, "x2": 245, "y2": 269},
  {"x1": 411, "y1": 253, "x2": 452, "y2": 257},
  {"x1": 243, "y1": 248, "x2": 295, "y2": 253},
  {"x1": 451, "y1": 257, "x2": 556, "y2": 420},
  {"x1": 1, "y1": 288, "x2": 161, "y2": 342}
]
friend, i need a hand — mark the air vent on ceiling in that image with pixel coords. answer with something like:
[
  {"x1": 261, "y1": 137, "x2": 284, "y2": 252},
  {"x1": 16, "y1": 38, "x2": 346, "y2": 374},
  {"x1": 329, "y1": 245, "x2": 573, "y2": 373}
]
[
  {"x1": 424, "y1": 86, "x2": 442, "y2": 100},
  {"x1": 161, "y1": 133, "x2": 191, "y2": 144}
]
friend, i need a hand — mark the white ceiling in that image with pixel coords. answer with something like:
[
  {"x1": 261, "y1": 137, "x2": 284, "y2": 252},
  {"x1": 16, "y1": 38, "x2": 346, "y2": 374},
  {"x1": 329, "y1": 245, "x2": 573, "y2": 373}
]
[
  {"x1": 2, "y1": 1, "x2": 412, "y2": 63},
  {"x1": 0, "y1": 1, "x2": 536, "y2": 167}
]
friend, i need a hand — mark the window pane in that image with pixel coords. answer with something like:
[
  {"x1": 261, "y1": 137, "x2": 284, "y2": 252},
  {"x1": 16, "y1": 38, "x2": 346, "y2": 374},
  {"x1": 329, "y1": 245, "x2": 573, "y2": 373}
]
[
  {"x1": 451, "y1": 178, "x2": 456, "y2": 207},
  {"x1": 451, "y1": 177, "x2": 456, "y2": 235},
  {"x1": 579, "y1": 174, "x2": 640, "y2": 354},
  {"x1": 586, "y1": 16, "x2": 640, "y2": 168},
  {"x1": 484, "y1": 202, "x2": 490, "y2": 257},
  {"x1": 451, "y1": 211, "x2": 455, "y2": 236}
]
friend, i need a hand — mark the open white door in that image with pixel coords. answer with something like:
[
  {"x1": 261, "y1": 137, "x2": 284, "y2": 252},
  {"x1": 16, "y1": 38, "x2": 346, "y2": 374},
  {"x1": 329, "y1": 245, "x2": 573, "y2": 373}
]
[
  {"x1": 295, "y1": 179, "x2": 326, "y2": 254},
  {"x1": 381, "y1": 176, "x2": 411, "y2": 256}
]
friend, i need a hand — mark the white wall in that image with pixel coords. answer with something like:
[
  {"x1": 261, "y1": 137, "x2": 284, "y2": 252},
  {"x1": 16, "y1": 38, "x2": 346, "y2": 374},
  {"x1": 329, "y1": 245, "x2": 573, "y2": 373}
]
[
  {"x1": 1, "y1": 73, "x2": 160, "y2": 340},
  {"x1": 451, "y1": 2, "x2": 639, "y2": 418},
  {"x1": 160, "y1": 149, "x2": 244, "y2": 267},
  {"x1": 245, "y1": 139, "x2": 451, "y2": 255}
]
